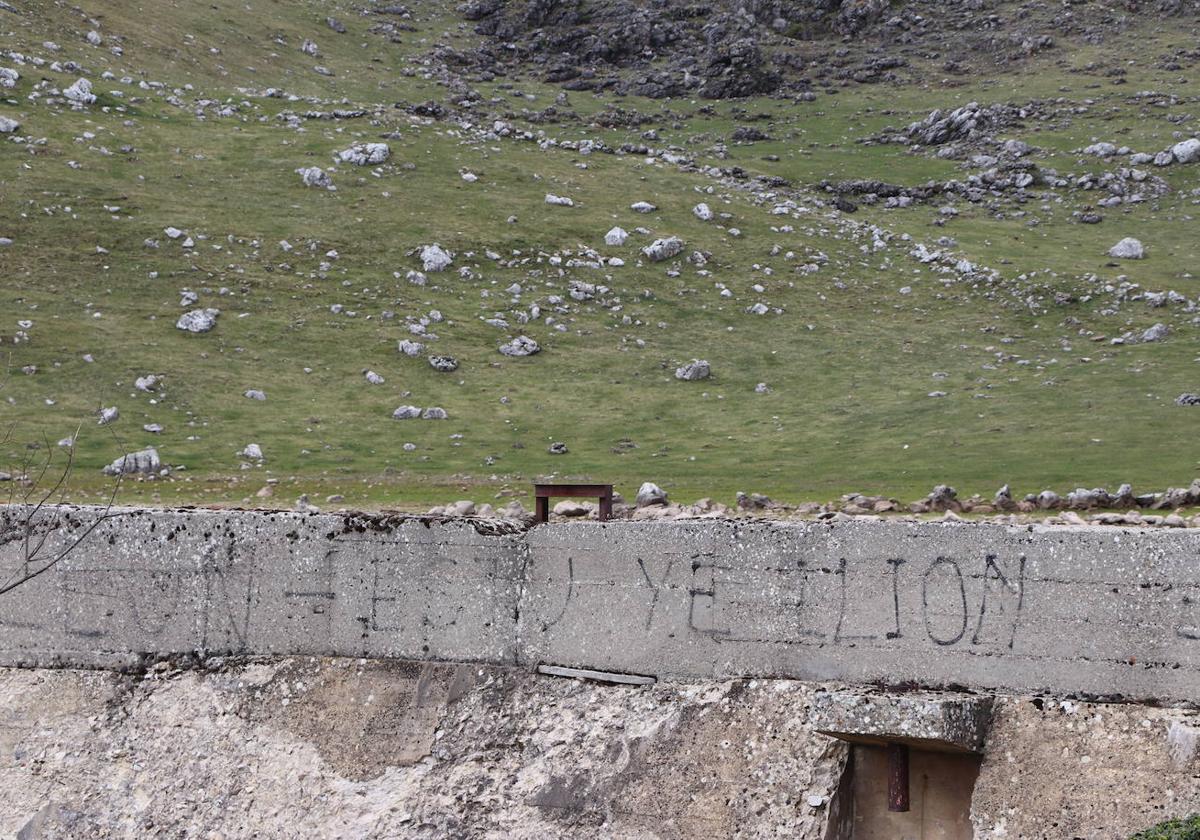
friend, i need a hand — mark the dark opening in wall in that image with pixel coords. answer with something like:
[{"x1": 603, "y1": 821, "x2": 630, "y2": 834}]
[{"x1": 826, "y1": 744, "x2": 982, "y2": 840}]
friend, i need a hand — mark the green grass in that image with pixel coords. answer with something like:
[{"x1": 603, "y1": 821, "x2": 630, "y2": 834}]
[
  {"x1": 2, "y1": 0, "x2": 1200, "y2": 511},
  {"x1": 1131, "y1": 815, "x2": 1200, "y2": 840}
]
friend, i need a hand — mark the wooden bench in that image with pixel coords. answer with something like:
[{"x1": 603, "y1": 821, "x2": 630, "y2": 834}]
[{"x1": 534, "y1": 483, "x2": 614, "y2": 524}]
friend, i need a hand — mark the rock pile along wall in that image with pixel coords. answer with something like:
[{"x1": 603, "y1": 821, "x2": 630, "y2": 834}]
[{"x1": 1, "y1": 505, "x2": 1197, "y2": 704}]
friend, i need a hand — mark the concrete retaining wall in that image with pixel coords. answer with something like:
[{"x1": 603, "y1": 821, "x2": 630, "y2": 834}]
[{"x1": 1, "y1": 506, "x2": 1198, "y2": 702}]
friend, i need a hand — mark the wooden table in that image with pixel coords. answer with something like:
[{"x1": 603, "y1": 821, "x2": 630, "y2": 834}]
[{"x1": 534, "y1": 483, "x2": 614, "y2": 524}]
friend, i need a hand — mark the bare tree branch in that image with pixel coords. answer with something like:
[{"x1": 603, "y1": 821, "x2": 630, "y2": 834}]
[{"x1": 0, "y1": 420, "x2": 129, "y2": 598}]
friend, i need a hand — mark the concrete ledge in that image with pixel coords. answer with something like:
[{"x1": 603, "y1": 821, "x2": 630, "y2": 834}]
[
  {"x1": 2, "y1": 506, "x2": 1200, "y2": 703},
  {"x1": 811, "y1": 689, "x2": 993, "y2": 753}
]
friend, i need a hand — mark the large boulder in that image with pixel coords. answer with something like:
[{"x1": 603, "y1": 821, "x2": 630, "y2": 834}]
[
  {"x1": 102, "y1": 447, "x2": 161, "y2": 476},
  {"x1": 1107, "y1": 237, "x2": 1145, "y2": 259},
  {"x1": 1171, "y1": 138, "x2": 1200, "y2": 164}
]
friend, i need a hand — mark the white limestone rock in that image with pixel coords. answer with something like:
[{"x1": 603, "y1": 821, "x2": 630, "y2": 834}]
[
  {"x1": 643, "y1": 236, "x2": 684, "y2": 262},
  {"x1": 675, "y1": 359, "x2": 710, "y2": 381},
  {"x1": 102, "y1": 447, "x2": 161, "y2": 476},
  {"x1": 175, "y1": 308, "x2": 219, "y2": 333},
  {"x1": 336, "y1": 142, "x2": 389, "y2": 166},
  {"x1": 63, "y1": 78, "x2": 96, "y2": 104},
  {"x1": 1108, "y1": 237, "x2": 1145, "y2": 259},
  {"x1": 420, "y1": 244, "x2": 452, "y2": 272},
  {"x1": 297, "y1": 166, "x2": 332, "y2": 188},
  {"x1": 498, "y1": 335, "x2": 540, "y2": 357},
  {"x1": 604, "y1": 226, "x2": 628, "y2": 246}
]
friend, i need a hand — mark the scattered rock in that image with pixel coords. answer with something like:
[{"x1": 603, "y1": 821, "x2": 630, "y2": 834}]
[
  {"x1": 175, "y1": 308, "x2": 219, "y2": 333},
  {"x1": 428, "y1": 355, "x2": 459, "y2": 373},
  {"x1": 1171, "y1": 138, "x2": 1200, "y2": 165},
  {"x1": 604, "y1": 227, "x2": 628, "y2": 246},
  {"x1": 545, "y1": 194, "x2": 574, "y2": 206},
  {"x1": 674, "y1": 359, "x2": 710, "y2": 381},
  {"x1": 243, "y1": 389, "x2": 266, "y2": 401},
  {"x1": 548, "y1": 442, "x2": 568, "y2": 455},
  {"x1": 498, "y1": 335, "x2": 540, "y2": 357},
  {"x1": 297, "y1": 166, "x2": 332, "y2": 188},
  {"x1": 63, "y1": 78, "x2": 96, "y2": 104},
  {"x1": 643, "y1": 236, "x2": 684, "y2": 261},
  {"x1": 420, "y1": 244, "x2": 452, "y2": 272},
  {"x1": 336, "y1": 142, "x2": 390, "y2": 166},
  {"x1": 552, "y1": 500, "x2": 589, "y2": 516},
  {"x1": 1141, "y1": 322, "x2": 1169, "y2": 343},
  {"x1": 101, "y1": 447, "x2": 161, "y2": 476},
  {"x1": 636, "y1": 481, "x2": 668, "y2": 507},
  {"x1": 98, "y1": 406, "x2": 119, "y2": 425},
  {"x1": 241, "y1": 443, "x2": 264, "y2": 461},
  {"x1": 1108, "y1": 237, "x2": 1145, "y2": 259}
]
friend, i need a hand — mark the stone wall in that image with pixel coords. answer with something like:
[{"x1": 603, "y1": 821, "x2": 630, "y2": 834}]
[
  {"x1": 2, "y1": 506, "x2": 1199, "y2": 703},
  {"x1": 1, "y1": 659, "x2": 1197, "y2": 839}
]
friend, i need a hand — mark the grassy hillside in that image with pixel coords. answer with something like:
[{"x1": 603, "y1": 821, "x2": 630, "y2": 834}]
[{"x1": 2, "y1": 0, "x2": 1199, "y2": 511}]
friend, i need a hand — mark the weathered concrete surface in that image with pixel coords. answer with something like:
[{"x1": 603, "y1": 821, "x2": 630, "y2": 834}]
[
  {"x1": 0, "y1": 507, "x2": 524, "y2": 669},
  {"x1": 3, "y1": 507, "x2": 1200, "y2": 703},
  {"x1": 971, "y1": 697, "x2": 1200, "y2": 838},
  {"x1": 2, "y1": 659, "x2": 1198, "y2": 839},
  {"x1": 523, "y1": 520, "x2": 1200, "y2": 703},
  {"x1": 811, "y1": 688, "x2": 993, "y2": 752},
  {"x1": 0, "y1": 660, "x2": 847, "y2": 839}
]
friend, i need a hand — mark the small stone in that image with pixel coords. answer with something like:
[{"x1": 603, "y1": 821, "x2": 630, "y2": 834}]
[
  {"x1": 243, "y1": 389, "x2": 266, "y2": 401},
  {"x1": 428, "y1": 355, "x2": 459, "y2": 372},
  {"x1": 548, "y1": 442, "x2": 569, "y2": 455}
]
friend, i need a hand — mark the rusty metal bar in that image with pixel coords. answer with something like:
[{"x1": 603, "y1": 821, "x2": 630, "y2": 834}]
[{"x1": 887, "y1": 742, "x2": 910, "y2": 812}]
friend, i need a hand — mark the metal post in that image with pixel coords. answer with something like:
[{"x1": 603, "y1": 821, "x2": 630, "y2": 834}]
[
  {"x1": 535, "y1": 495, "x2": 549, "y2": 524},
  {"x1": 887, "y1": 743, "x2": 910, "y2": 812}
]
